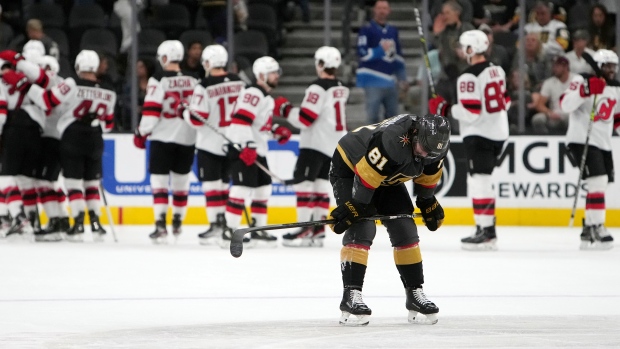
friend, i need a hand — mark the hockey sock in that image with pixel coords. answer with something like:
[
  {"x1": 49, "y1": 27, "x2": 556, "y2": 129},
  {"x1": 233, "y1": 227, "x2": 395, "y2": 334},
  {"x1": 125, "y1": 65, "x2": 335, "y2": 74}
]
[
  {"x1": 468, "y1": 174, "x2": 495, "y2": 228},
  {"x1": 5, "y1": 183, "x2": 23, "y2": 219},
  {"x1": 64, "y1": 178, "x2": 85, "y2": 218},
  {"x1": 16, "y1": 175, "x2": 37, "y2": 217},
  {"x1": 170, "y1": 172, "x2": 190, "y2": 219},
  {"x1": 150, "y1": 174, "x2": 169, "y2": 220},
  {"x1": 313, "y1": 178, "x2": 331, "y2": 221},
  {"x1": 0, "y1": 177, "x2": 8, "y2": 217},
  {"x1": 293, "y1": 180, "x2": 314, "y2": 222},
  {"x1": 585, "y1": 175, "x2": 607, "y2": 226},
  {"x1": 251, "y1": 185, "x2": 270, "y2": 227},
  {"x1": 84, "y1": 180, "x2": 101, "y2": 214},
  {"x1": 225, "y1": 186, "x2": 252, "y2": 229},
  {"x1": 37, "y1": 180, "x2": 60, "y2": 219},
  {"x1": 202, "y1": 180, "x2": 227, "y2": 225},
  {"x1": 393, "y1": 243, "x2": 425, "y2": 287},
  {"x1": 340, "y1": 244, "x2": 369, "y2": 289},
  {"x1": 55, "y1": 185, "x2": 69, "y2": 218}
]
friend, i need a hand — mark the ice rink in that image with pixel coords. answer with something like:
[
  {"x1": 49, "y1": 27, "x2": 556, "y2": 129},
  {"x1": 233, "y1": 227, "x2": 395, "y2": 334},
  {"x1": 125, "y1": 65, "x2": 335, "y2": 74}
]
[{"x1": 1, "y1": 224, "x2": 619, "y2": 348}]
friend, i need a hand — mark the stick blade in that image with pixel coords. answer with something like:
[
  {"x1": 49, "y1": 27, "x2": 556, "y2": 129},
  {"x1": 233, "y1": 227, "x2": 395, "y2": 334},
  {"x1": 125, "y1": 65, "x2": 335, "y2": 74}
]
[{"x1": 230, "y1": 227, "x2": 252, "y2": 258}]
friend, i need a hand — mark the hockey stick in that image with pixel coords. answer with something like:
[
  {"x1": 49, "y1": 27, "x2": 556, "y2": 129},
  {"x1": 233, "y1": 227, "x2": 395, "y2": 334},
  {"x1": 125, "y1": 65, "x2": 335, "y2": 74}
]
[
  {"x1": 230, "y1": 213, "x2": 423, "y2": 257},
  {"x1": 413, "y1": 7, "x2": 436, "y2": 97},
  {"x1": 99, "y1": 181, "x2": 118, "y2": 242},
  {"x1": 568, "y1": 52, "x2": 601, "y2": 227}
]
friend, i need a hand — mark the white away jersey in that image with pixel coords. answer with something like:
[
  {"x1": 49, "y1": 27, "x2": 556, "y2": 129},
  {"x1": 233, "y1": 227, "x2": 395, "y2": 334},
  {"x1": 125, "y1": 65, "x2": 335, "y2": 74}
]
[
  {"x1": 560, "y1": 75, "x2": 620, "y2": 151},
  {"x1": 26, "y1": 77, "x2": 117, "y2": 136},
  {"x1": 17, "y1": 59, "x2": 52, "y2": 130},
  {"x1": 139, "y1": 70, "x2": 198, "y2": 146},
  {"x1": 227, "y1": 84, "x2": 274, "y2": 157},
  {"x1": 524, "y1": 19, "x2": 570, "y2": 56},
  {"x1": 287, "y1": 78, "x2": 349, "y2": 156},
  {"x1": 450, "y1": 61, "x2": 510, "y2": 141},
  {"x1": 186, "y1": 73, "x2": 245, "y2": 156}
]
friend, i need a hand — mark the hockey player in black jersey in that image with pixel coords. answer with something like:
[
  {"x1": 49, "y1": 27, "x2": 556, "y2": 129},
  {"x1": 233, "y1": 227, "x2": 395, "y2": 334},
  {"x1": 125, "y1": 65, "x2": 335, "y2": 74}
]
[{"x1": 328, "y1": 113, "x2": 450, "y2": 326}]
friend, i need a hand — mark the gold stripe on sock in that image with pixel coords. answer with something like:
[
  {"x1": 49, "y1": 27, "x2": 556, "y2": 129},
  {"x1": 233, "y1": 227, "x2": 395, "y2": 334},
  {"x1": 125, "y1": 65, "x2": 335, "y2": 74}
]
[
  {"x1": 340, "y1": 245, "x2": 369, "y2": 266},
  {"x1": 393, "y1": 243, "x2": 422, "y2": 265}
]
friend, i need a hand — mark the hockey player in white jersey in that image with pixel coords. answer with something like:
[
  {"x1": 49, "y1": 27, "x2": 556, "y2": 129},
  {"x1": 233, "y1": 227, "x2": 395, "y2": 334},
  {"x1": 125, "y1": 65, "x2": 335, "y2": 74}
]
[
  {"x1": 183, "y1": 44, "x2": 245, "y2": 245},
  {"x1": 24, "y1": 49, "x2": 117, "y2": 242},
  {"x1": 274, "y1": 46, "x2": 349, "y2": 247},
  {"x1": 223, "y1": 56, "x2": 292, "y2": 248},
  {"x1": 133, "y1": 40, "x2": 198, "y2": 244},
  {"x1": 429, "y1": 30, "x2": 509, "y2": 251},
  {"x1": 560, "y1": 49, "x2": 620, "y2": 250}
]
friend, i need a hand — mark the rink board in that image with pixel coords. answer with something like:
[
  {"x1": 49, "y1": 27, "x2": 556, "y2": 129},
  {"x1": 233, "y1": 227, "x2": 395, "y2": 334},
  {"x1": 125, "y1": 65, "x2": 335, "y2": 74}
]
[{"x1": 98, "y1": 134, "x2": 620, "y2": 227}]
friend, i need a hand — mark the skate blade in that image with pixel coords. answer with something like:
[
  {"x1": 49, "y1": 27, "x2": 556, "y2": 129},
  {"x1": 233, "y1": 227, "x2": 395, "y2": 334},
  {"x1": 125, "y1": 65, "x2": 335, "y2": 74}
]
[
  {"x1": 408, "y1": 311, "x2": 438, "y2": 325},
  {"x1": 199, "y1": 236, "x2": 219, "y2": 246},
  {"x1": 66, "y1": 234, "x2": 85, "y2": 243},
  {"x1": 35, "y1": 233, "x2": 63, "y2": 242},
  {"x1": 580, "y1": 241, "x2": 613, "y2": 250},
  {"x1": 339, "y1": 312, "x2": 369, "y2": 326},
  {"x1": 6, "y1": 233, "x2": 29, "y2": 243},
  {"x1": 461, "y1": 240, "x2": 497, "y2": 251},
  {"x1": 92, "y1": 234, "x2": 105, "y2": 243},
  {"x1": 253, "y1": 240, "x2": 278, "y2": 248},
  {"x1": 150, "y1": 237, "x2": 168, "y2": 245}
]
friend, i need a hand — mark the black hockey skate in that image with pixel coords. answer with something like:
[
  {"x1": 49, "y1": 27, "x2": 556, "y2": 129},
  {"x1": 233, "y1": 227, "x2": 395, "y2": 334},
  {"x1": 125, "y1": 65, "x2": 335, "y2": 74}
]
[
  {"x1": 461, "y1": 225, "x2": 497, "y2": 251},
  {"x1": 250, "y1": 229, "x2": 278, "y2": 248},
  {"x1": 282, "y1": 224, "x2": 325, "y2": 247},
  {"x1": 66, "y1": 212, "x2": 85, "y2": 242},
  {"x1": 58, "y1": 216, "x2": 71, "y2": 234},
  {"x1": 34, "y1": 217, "x2": 63, "y2": 242},
  {"x1": 198, "y1": 213, "x2": 225, "y2": 245},
  {"x1": 405, "y1": 286, "x2": 439, "y2": 324},
  {"x1": 0, "y1": 214, "x2": 12, "y2": 238},
  {"x1": 219, "y1": 226, "x2": 253, "y2": 249},
  {"x1": 89, "y1": 210, "x2": 107, "y2": 242},
  {"x1": 172, "y1": 213, "x2": 182, "y2": 239},
  {"x1": 149, "y1": 214, "x2": 168, "y2": 244},
  {"x1": 6, "y1": 212, "x2": 34, "y2": 241},
  {"x1": 581, "y1": 220, "x2": 614, "y2": 250},
  {"x1": 339, "y1": 287, "x2": 371, "y2": 326}
]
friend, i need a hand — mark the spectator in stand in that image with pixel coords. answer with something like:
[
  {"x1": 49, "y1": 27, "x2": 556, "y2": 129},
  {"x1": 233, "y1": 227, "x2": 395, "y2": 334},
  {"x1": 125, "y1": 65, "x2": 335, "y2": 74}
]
[
  {"x1": 485, "y1": 0, "x2": 518, "y2": 32},
  {"x1": 0, "y1": 5, "x2": 14, "y2": 50},
  {"x1": 199, "y1": 0, "x2": 248, "y2": 44},
  {"x1": 524, "y1": 1, "x2": 570, "y2": 59},
  {"x1": 506, "y1": 69, "x2": 538, "y2": 134},
  {"x1": 180, "y1": 41, "x2": 206, "y2": 78},
  {"x1": 511, "y1": 32, "x2": 551, "y2": 92},
  {"x1": 355, "y1": 0, "x2": 408, "y2": 124},
  {"x1": 432, "y1": 0, "x2": 475, "y2": 105},
  {"x1": 119, "y1": 58, "x2": 156, "y2": 130},
  {"x1": 565, "y1": 29, "x2": 595, "y2": 75},
  {"x1": 8, "y1": 19, "x2": 59, "y2": 60},
  {"x1": 479, "y1": 23, "x2": 510, "y2": 74},
  {"x1": 531, "y1": 55, "x2": 575, "y2": 135},
  {"x1": 588, "y1": 4, "x2": 616, "y2": 51}
]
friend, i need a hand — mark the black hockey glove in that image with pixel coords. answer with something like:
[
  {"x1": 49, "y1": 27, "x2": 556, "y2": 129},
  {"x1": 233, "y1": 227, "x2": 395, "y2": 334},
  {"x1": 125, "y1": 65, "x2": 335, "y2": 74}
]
[
  {"x1": 416, "y1": 196, "x2": 444, "y2": 231},
  {"x1": 328, "y1": 200, "x2": 376, "y2": 234}
]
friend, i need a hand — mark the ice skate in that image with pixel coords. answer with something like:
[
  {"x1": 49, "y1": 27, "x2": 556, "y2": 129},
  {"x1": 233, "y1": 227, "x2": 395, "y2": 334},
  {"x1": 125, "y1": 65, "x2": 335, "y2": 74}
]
[
  {"x1": 312, "y1": 225, "x2": 326, "y2": 247},
  {"x1": 66, "y1": 212, "x2": 85, "y2": 242},
  {"x1": 172, "y1": 213, "x2": 182, "y2": 240},
  {"x1": 581, "y1": 222, "x2": 614, "y2": 250},
  {"x1": 6, "y1": 212, "x2": 34, "y2": 242},
  {"x1": 198, "y1": 213, "x2": 225, "y2": 245},
  {"x1": 405, "y1": 286, "x2": 439, "y2": 325},
  {"x1": 461, "y1": 225, "x2": 497, "y2": 251},
  {"x1": 219, "y1": 227, "x2": 253, "y2": 249},
  {"x1": 339, "y1": 287, "x2": 371, "y2": 326},
  {"x1": 250, "y1": 229, "x2": 277, "y2": 248},
  {"x1": 149, "y1": 215, "x2": 168, "y2": 244},
  {"x1": 282, "y1": 226, "x2": 318, "y2": 247},
  {"x1": 34, "y1": 217, "x2": 62, "y2": 242},
  {"x1": 0, "y1": 215, "x2": 12, "y2": 238},
  {"x1": 58, "y1": 217, "x2": 71, "y2": 234},
  {"x1": 89, "y1": 210, "x2": 107, "y2": 243}
]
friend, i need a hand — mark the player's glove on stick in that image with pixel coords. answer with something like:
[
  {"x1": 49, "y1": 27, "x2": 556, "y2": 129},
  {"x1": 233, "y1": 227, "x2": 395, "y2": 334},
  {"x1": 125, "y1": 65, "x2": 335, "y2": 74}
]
[
  {"x1": 272, "y1": 123, "x2": 291, "y2": 144},
  {"x1": 416, "y1": 196, "x2": 444, "y2": 231},
  {"x1": 273, "y1": 96, "x2": 292, "y2": 118},
  {"x1": 580, "y1": 76, "x2": 606, "y2": 97},
  {"x1": 133, "y1": 129, "x2": 148, "y2": 149},
  {"x1": 239, "y1": 142, "x2": 257, "y2": 166},
  {"x1": 328, "y1": 200, "x2": 376, "y2": 234},
  {"x1": 428, "y1": 95, "x2": 450, "y2": 117},
  {"x1": 0, "y1": 50, "x2": 24, "y2": 66}
]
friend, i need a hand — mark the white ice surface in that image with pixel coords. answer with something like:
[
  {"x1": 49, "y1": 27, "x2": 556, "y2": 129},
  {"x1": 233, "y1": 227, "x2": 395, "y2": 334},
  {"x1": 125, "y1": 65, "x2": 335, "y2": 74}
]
[{"x1": 1, "y1": 225, "x2": 619, "y2": 348}]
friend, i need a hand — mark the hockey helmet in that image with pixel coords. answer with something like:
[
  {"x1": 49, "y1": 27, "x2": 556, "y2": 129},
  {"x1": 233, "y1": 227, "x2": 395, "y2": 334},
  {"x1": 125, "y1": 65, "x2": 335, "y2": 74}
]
[
  {"x1": 201, "y1": 44, "x2": 228, "y2": 69},
  {"x1": 39, "y1": 55, "x2": 60, "y2": 74},
  {"x1": 22, "y1": 40, "x2": 46, "y2": 62},
  {"x1": 157, "y1": 40, "x2": 184, "y2": 68},
  {"x1": 594, "y1": 49, "x2": 619, "y2": 73},
  {"x1": 252, "y1": 56, "x2": 281, "y2": 82},
  {"x1": 314, "y1": 46, "x2": 342, "y2": 69},
  {"x1": 459, "y1": 30, "x2": 489, "y2": 58},
  {"x1": 413, "y1": 114, "x2": 451, "y2": 159},
  {"x1": 74, "y1": 50, "x2": 100, "y2": 73}
]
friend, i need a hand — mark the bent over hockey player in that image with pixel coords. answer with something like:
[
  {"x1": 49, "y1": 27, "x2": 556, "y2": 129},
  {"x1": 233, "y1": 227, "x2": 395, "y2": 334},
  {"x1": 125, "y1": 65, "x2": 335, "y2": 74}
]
[
  {"x1": 224, "y1": 56, "x2": 291, "y2": 248},
  {"x1": 429, "y1": 30, "x2": 509, "y2": 251},
  {"x1": 560, "y1": 49, "x2": 620, "y2": 250},
  {"x1": 134, "y1": 40, "x2": 198, "y2": 244},
  {"x1": 328, "y1": 113, "x2": 450, "y2": 326},
  {"x1": 25, "y1": 50, "x2": 117, "y2": 242},
  {"x1": 183, "y1": 44, "x2": 245, "y2": 245},
  {"x1": 275, "y1": 46, "x2": 349, "y2": 247}
]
